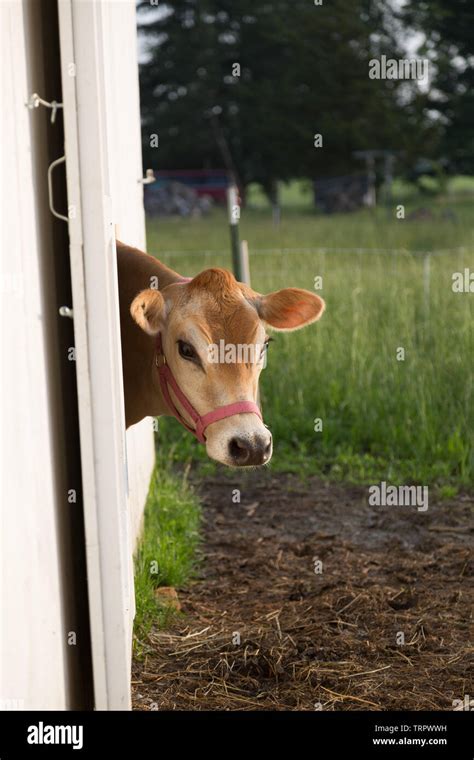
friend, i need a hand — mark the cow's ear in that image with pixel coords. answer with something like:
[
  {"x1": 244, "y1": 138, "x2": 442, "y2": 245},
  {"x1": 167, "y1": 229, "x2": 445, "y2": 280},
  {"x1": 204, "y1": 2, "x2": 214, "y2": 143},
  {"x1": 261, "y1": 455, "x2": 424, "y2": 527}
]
[
  {"x1": 255, "y1": 288, "x2": 325, "y2": 331},
  {"x1": 130, "y1": 289, "x2": 166, "y2": 336}
]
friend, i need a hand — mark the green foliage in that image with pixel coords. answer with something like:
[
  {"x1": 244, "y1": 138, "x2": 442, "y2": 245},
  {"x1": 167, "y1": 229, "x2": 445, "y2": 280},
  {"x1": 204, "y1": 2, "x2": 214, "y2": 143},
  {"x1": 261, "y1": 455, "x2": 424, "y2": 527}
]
[
  {"x1": 133, "y1": 452, "x2": 202, "y2": 652},
  {"x1": 437, "y1": 484, "x2": 459, "y2": 501},
  {"x1": 137, "y1": 0, "x2": 429, "y2": 187},
  {"x1": 401, "y1": 0, "x2": 474, "y2": 174}
]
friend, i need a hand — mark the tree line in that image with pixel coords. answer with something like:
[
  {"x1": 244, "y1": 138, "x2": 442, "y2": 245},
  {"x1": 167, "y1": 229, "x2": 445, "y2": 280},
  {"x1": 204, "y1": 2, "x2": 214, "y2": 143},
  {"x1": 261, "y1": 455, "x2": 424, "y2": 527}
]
[{"x1": 137, "y1": 0, "x2": 473, "y2": 197}]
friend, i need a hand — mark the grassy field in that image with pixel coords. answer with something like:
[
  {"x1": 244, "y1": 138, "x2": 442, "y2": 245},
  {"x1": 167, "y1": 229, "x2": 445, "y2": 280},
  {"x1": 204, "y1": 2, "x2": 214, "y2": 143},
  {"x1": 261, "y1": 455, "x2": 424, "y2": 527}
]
[
  {"x1": 133, "y1": 183, "x2": 472, "y2": 644},
  {"x1": 146, "y1": 187, "x2": 473, "y2": 488},
  {"x1": 148, "y1": 199, "x2": 474, "y2": 256},
  {"x1": 133, "y1": 450, "x2": 201, "y2": 653}
]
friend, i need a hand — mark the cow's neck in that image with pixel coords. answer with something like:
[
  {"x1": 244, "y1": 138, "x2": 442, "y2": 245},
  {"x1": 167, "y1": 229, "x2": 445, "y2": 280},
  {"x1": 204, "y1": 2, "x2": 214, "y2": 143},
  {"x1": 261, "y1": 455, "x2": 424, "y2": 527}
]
[{"x1": 117, "y1": 240, "x2": 182, "y2": 427}]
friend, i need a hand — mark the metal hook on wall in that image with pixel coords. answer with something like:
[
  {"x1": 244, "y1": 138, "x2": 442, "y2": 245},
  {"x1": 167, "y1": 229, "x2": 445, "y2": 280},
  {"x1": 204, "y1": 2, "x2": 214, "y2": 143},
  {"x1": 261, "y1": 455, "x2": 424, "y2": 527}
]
[
  {"x1": 25, "y1": 92, "x2": 63, "y2": 124},
  {"x1": 47, "y1": 155, "x2": 68, "y2": 223}
]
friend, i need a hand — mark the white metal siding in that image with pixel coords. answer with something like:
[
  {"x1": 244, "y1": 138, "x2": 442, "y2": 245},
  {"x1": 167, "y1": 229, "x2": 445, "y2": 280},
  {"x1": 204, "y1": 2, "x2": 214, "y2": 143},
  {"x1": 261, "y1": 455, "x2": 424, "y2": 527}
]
[
  {"x1": 0, "y1": 0, "x2": 69, "y2": 710},
  {"x1": 1, "y1": 0, "x2": 153, "y2": 710},
  {"x1": 58, "y1": 0, "x2": 153, "y2": 709},
  {"x1": 99, "y1": 0, "x2": 155, "y2": 548}
]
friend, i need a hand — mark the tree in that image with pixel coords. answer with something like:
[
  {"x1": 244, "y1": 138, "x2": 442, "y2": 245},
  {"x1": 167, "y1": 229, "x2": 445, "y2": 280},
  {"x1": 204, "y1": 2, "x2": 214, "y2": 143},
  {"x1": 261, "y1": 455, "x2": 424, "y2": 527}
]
[
  {"x1": 400, "y1": 0, "x2": 474, "y2": 173},
  {"x1": 138, "y1": 0, "x2": 431, "y2": 195}
]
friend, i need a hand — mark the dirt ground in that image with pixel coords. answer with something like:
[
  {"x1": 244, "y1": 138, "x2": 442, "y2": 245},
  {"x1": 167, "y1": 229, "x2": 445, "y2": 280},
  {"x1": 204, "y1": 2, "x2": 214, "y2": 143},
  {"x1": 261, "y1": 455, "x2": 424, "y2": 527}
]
[{"x1": 132, "y1": 472, "x2": 473, "y2": 711}]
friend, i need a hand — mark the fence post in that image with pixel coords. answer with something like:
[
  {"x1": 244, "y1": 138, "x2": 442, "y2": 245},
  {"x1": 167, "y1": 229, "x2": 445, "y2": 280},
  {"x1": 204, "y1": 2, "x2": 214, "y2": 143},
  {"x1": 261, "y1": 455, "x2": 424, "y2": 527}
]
[
  {"x1": 240, "y1": 240, "x2": 251, "y2": 286},
  {"x1": 423, "y1": 252, "x2": 431, "y2": 321},
  {"x1": 227, "y1": 184, "x2": 244, "y2": 282}
]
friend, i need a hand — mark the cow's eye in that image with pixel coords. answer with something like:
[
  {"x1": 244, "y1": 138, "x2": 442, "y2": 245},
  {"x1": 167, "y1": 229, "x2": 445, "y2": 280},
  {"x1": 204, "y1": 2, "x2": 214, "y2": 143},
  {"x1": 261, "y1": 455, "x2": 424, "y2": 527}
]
[{"x1": 177, "y1": 340, "x2": 198, "y2": 362}]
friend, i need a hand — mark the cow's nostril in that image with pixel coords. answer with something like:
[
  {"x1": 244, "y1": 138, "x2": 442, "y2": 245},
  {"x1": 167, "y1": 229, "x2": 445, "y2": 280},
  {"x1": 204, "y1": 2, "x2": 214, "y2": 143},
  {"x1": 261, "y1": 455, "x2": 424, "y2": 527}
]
[
  {"x1": 229, "y1": 435, "x2": 272, "y2": 466},
  {"x1": 229, "y1": 436, "x2": 251, "y2": 464}
]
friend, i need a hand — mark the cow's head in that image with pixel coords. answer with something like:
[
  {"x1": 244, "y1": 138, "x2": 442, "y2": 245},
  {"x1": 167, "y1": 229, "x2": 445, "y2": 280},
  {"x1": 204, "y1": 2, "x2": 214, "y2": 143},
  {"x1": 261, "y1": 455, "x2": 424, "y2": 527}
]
[{"x1": 131, "y1": 269, "x2": 324, "y2": 467}]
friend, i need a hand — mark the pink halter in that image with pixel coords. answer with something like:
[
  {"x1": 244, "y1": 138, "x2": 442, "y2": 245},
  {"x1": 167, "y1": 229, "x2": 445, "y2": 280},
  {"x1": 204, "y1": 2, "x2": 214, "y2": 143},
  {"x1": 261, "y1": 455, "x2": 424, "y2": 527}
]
[{"x1": 154, "y1": 277, "x2": 262, "y2": 443}]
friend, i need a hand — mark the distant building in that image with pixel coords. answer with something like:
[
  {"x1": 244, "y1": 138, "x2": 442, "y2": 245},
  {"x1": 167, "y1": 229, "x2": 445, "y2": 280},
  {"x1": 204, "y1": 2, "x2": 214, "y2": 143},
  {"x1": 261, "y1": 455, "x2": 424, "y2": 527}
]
[{"x1": 313, "y1": 173, "x2": 370, "y2": 214}]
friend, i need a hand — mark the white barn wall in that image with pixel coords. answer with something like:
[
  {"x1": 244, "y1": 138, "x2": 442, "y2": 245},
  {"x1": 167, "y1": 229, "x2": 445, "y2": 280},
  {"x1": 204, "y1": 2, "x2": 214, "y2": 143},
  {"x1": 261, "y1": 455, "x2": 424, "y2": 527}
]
[
  {"x1": 58, "y1": 0, "x2": 154, "y2": 707},
  {"x1": 0, "y1": 0, "x2": 70, "y2": 709},
  {"x1": 1, "y1": 0, "x2": 154, "y2": 709},
  {"x1": 101, "y1": 0, "x2": 155, "y2": 548}
]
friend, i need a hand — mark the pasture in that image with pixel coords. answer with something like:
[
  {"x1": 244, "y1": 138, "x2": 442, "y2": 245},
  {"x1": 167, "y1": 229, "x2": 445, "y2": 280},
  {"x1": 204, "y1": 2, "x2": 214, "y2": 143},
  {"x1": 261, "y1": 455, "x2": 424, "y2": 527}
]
[
  {"x1": 147, "y1": 187, "x2": 474, "y2": 487},
  {"x1": 132, "y1": 187, "x2": 473, "y2": 710}
]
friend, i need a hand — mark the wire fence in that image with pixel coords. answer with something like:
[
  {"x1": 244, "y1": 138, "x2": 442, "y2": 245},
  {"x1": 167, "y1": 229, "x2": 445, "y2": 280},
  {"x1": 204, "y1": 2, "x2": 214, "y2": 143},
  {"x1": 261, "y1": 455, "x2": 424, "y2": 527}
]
[
  {"x1": 158, "y1": 245, "x2": 472, "y2": 258},
  {"x1": 155, "y1": 244, "x2": 473, "y2": 323}
]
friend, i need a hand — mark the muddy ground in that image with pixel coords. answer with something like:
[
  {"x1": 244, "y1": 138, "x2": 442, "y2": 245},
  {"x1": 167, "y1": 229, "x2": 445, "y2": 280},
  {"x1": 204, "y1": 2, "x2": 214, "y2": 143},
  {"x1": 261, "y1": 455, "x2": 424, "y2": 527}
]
[{"x1": 132, "y1": 472, "x2": 473, "y2": 711}]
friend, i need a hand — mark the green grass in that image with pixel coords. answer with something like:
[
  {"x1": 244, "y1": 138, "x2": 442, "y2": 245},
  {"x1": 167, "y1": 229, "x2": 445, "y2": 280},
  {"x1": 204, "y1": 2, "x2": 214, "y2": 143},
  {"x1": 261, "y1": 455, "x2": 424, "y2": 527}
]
[
  {"x1": 148, "y1": 199, "x2": 473, "y2": 256},
  {"x1": 133, "y1": 182, "x2": 472, "y2": 639},
  {"x1": 146, "y1": 187, "x2": 474, "y2": 487},
  {"x1": 134, "y1": 184, "x2": 472, "y2": 637},
  {"x1": 133, "y1": 449, "x2": 201, "y2": 652},
  {"x1": 242, "y1": 177, "x2": 474, "y2": 210}
]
